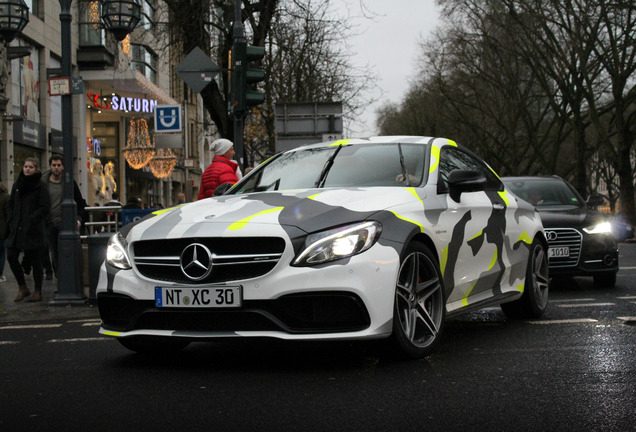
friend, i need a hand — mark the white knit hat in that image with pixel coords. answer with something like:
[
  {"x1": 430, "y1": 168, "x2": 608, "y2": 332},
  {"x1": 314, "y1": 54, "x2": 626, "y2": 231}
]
[{"x1": 210, "y1": 138, "x2": 233, "y2": 156}]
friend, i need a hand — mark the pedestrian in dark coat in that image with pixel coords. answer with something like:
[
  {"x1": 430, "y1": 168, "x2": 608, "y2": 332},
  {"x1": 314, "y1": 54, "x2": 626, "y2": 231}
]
[{"x1": 7, "y1": 157, "x2": 50, "y2": 302}]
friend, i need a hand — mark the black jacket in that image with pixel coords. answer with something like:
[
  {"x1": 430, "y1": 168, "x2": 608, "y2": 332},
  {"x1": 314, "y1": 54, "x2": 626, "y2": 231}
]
[{"x1": 7, "y1": 172, "x2": 50, "y2": 250}]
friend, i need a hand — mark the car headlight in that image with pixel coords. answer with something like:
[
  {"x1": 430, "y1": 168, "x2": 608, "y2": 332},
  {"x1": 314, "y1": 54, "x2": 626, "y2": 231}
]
[
  {"x1": 106, "y1": 232, "x2": 132, "y2": 269},
  {"x1": 583, "y1": 222, "x2": 612, "y2": 235},
  {"x1": 293, "y1": 221, "x2": 382, "y2": 266}
]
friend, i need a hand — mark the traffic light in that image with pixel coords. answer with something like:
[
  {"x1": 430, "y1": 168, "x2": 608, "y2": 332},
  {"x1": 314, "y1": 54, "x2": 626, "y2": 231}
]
[
  {"x1": 244, "y1": 45, "x2": 265, "y2": 107},
  {"x1": 232, "y1": 41, "x2": 265, "y2": 114}
]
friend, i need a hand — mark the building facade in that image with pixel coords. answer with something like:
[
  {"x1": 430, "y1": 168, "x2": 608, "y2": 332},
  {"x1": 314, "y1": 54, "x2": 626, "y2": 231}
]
[{"x1": 0, "y1": 0, "x2": 205, "y2": 209}]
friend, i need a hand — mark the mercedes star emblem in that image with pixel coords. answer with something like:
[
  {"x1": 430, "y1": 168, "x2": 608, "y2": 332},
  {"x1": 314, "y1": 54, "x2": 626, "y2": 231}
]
[{"x1": 180, "y1": 243, "x2": 213, "y2": 281}]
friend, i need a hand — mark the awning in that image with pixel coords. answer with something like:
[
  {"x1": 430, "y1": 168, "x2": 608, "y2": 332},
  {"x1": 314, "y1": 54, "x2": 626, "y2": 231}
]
[{"x1": 80, "y1": 69, "x2": 178, "y2": 106}]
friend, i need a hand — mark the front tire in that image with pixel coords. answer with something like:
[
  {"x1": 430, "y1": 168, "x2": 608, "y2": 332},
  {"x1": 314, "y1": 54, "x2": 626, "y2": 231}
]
[
  {"x1": 118, "y1": 336, "x2": 190, "y2": 354},
  {"x1": 501, "y1": 239, "x2": 549, "y2": 319},
  {"x1": 390, "y1": 242, "x2": 445, "y2": 359}
]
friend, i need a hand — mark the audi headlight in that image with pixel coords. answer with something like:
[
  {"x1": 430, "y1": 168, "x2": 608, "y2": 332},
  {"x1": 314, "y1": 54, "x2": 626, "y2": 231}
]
[
  {"x1": 293, "y1": 221, "x2": 382, "y2": 266},
  {"x1": 583, "y1": 222, "x2": 612, "y2": 235},
  {"x1": 106, "y1": 232, "x2": 132, "y2": 269}
]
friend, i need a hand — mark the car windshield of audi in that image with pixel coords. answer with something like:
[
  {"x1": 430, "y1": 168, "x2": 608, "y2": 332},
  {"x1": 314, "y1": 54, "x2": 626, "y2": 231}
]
[
  {"x1": 98, "y1": 136, "x2": 549, "y2": 358},
  {"x1": 502, "y1": 176, "x2": 618, "y2": 288}
]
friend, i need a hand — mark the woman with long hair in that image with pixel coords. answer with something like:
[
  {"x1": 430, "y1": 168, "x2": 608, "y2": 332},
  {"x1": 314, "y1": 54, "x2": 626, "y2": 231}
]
[{"x1": 7, "y1": 157, "x2": 50, "y2": 302}]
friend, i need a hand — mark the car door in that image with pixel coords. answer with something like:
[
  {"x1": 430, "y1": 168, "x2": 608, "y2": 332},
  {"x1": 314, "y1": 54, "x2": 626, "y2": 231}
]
[{"x1": 436, "y1": 146, "x2": 508, "y2": 309}]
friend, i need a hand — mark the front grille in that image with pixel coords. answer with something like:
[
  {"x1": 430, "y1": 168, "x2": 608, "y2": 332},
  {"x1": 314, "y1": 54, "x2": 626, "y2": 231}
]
[
  {"x1": 545, "y1": 228, "x2": 582, "y2": 268},
  {"x1": 132, "y1": 237, "x2": 286, "y2": 284}
]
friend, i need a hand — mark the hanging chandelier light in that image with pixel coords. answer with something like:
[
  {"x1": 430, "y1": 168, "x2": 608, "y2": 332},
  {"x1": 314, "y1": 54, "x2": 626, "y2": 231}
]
[
  {"x1": 149, "y1": 146, "x2": 177, "y2": 178},
  {"x1": 123, "y1": 117, "x2": 155, "y2": 169}
]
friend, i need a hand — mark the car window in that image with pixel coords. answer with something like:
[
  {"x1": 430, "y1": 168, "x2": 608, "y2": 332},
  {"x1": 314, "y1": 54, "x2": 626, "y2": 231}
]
[
  {"x1": 234, "y1": 143, "x2": 426, "y2": 193},
  {"x1": 504, "y1": 179, "x2": 584, "y2": 208},
  {"x1": 437, "y1": 147, "x2": 502, "y2": 193}
]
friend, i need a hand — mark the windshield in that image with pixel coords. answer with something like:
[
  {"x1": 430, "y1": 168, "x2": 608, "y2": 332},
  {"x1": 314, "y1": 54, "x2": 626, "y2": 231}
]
[
  {"x1": 233, "y1": 143, "x2": 426, "y2": 193},
  {"x1": 504, "y1": 178, "x2": 584, "y2": 209}
]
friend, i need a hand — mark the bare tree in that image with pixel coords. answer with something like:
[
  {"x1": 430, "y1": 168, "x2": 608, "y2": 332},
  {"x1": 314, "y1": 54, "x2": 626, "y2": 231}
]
[{"x1": 159, "y1": 0, "x2": 376, "y2": 165}]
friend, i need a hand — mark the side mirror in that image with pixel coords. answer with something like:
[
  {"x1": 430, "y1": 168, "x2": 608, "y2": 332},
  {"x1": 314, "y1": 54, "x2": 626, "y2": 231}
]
[
  {"x1": 586, "y1": 195, "x2": 604, "y2": 208},
  {"x1": 213, "y1": 183, "x2": 234, "y2": 196},
  {"x1": 447, "y1": 170, "x2": 487, "y2": 202}
]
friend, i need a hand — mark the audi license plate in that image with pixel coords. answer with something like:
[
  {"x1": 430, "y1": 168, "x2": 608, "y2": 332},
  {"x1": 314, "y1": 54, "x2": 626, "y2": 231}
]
[
  {"x1": 548, "y1": 247, "x2": 570, "y2": 258},
  {"x1": 155, "y1": 286, "x2": 242, "y2": 308}
]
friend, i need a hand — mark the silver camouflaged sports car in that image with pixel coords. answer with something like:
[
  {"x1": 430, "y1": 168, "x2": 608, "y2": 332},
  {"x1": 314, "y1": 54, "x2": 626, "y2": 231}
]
[{"x1": 97, "y1": 136, "x2": 549, "y2": 358}]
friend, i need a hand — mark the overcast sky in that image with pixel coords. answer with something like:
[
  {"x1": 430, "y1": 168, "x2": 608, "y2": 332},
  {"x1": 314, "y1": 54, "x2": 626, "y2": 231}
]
[{"x1": 333, "y1": 0, "x2": 441, "y2": 137}]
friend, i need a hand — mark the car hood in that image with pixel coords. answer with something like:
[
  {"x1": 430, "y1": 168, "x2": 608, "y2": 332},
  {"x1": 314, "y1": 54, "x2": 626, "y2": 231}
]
[
  {"x1": 537, "y1": 206, "x2": 604, "y2": 229},
  {"x1": 125, "y1": 187, "x2": 423, "y2": 242}
]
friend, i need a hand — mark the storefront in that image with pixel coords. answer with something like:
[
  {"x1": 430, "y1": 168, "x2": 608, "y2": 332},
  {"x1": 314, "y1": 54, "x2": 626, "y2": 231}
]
[{"x1": 83, "y1": 69, "x2": 182, "y2": 208}]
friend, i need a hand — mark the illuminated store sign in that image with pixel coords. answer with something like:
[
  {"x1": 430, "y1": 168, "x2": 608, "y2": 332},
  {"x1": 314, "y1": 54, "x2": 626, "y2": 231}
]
[
  {"x1": 87, "y1": 137, "x2": 101, "y2": 156},
  {"x1": 87, "y1": 93, "x2": 158, "y2": 113}
]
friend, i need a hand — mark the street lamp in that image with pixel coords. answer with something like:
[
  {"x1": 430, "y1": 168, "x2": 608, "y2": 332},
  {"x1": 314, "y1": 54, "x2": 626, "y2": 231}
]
[
  {"x1": 101, "y1": 0, "x2": 142, "y2": 42},
  {"x1": 0, "y1": 0, "x2": 141, "y2": 305},
  {"x1": 0, "y1": 0, "x2": 28, "y2": 43}
]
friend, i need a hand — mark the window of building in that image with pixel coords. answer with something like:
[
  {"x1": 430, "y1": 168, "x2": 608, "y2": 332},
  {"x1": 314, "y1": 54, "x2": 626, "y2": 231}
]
[
  {"x1": 138, "y1": 0, "x2": 157, "y2": 31},
  {"x1": 131, "y1": 44, "x2": 157, "y2": 83},
  {"x1": 10, "y1": 45, "x2": 40, "y2": 122},
  {"x1": 78, "y1": 0, "x2": 106, "y2": 46},
  {"x1": 25, "y1": 0, "x2": 42, "y2": 19}
]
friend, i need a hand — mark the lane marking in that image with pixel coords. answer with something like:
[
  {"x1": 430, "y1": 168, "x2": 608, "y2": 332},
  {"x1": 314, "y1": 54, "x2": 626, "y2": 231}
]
[
  {"x1": 619, "y1": 266, "x2": 636, "y2": 270},
  {"x1": 550, "y1": 298, "x2": 595, "y2": 303},
  {"x1": 617, "y1": 296, "x2": 636, "y2": 299},
  {"x1": 81, "y1": 322, "x2": 102, "y2": 327},
  {"x1": 47, "y1": 337, "x2": 111, "y2": 343},
  {"x1": 529, "y1": 318, "x2": 598, "y2": 324},
  {"x1": 0, "y1": 340, "x2": 20, "y2": 345},
  {"x1": 557, "y1": 303, "x2": 615, "y2": 308},
  {"x1": 68, "y1": 319, "x2": 101, "y2": 323},
  {"x1": 0, "y1": 324, "x2": 63, "y2": 330},
  {"x1": 618, "y1": 317, "x2": 636, "y2": 324}
]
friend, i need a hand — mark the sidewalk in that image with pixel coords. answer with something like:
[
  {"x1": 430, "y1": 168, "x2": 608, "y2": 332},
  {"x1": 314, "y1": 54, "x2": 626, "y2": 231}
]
[{"x1": 0, "y1": 269, "x2": 99, "y2": 324}]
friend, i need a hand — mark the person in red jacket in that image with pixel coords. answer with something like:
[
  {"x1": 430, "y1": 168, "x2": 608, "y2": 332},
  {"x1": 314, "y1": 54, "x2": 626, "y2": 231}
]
[{"x1": 197, "y1": 138, "x2": 240, "y2": 200}]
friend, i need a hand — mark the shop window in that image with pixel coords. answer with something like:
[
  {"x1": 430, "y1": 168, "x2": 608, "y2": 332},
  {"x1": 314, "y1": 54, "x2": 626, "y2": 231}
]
[
  {"x1": 88, "y1": 122, "x2": 120, "y2": 206},
  {"x1": 11, "y1": 46, "x2": 40, "y2": 123}
]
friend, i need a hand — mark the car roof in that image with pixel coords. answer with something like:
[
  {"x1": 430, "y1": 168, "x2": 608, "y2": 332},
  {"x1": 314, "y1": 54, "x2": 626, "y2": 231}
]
[
  {"x1": 290, "y1": 136, "x2": 441, "y2": 152},
  {"x1": 502, "y1": 175, "x2": 564, "y2": 182}
]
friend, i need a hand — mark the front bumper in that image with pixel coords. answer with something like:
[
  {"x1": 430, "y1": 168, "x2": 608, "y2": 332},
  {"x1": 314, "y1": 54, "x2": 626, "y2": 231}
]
[
  {"x1": 96, "y1": 242, "x2": 401, "y2": 341},
  {"x1": 549, "y1": 232, "x2": 618, "y2": 277}
]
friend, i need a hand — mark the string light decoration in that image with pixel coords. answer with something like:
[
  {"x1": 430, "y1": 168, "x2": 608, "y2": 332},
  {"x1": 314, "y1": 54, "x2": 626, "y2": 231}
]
[
  {"x1": 149, "y1": 146, "x2": 177, "y2": 178},
  {"x1": 122, "y1": 34, "x2": 130, "y2": 56},
  {"x1": 123, "y1": 118, "x2": 155, "y2": 169},
  {"x1": 89, "y1": 1, "x2": 100, "y2": 30}
]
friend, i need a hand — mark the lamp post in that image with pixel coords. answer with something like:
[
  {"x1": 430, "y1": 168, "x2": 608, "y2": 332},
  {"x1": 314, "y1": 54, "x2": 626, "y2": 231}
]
[
  {"x1": 0, "y1": 0, "x2": 28, "y2": 166},
  {"x1": 50, "y1": 0, "x2": 141, "y2": 305}
]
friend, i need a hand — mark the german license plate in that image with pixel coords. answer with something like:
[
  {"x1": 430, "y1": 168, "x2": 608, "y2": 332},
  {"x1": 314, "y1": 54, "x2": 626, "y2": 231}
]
[
  {"x1": 155, "y1": 286, "x2": 242, "y2": 308},
  {"x1": 548, "y1": 247, "x2": 569, "y2": 258}
]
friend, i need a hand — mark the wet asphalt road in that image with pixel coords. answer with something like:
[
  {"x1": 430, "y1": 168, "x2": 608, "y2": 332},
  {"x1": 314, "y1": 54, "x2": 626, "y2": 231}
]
[{"x1": 1, "y1": 244, "x2": 634, "y2": 432}]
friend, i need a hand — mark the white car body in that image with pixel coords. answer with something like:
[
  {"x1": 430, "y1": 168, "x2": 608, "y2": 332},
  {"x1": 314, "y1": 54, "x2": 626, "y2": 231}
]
[{"x1": 97, "y1": 136, "x2": 547, "y2": 357}]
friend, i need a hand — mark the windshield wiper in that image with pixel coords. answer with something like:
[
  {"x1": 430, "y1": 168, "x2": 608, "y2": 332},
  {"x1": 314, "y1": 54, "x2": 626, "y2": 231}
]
[
  {"x1": 397, "y1": 143, "x2": 411, "y2": 186},
  {"x1": 314, "y1": 144, "x2": 345, "y2": 188}
]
